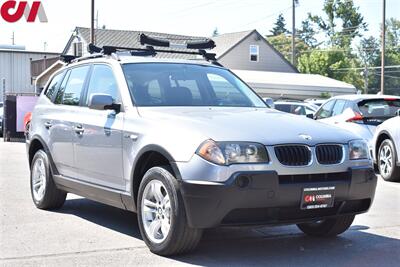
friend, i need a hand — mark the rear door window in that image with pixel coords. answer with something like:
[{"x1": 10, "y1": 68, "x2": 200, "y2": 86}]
[
  {"x1": 45, "y1": 72, "x2": 64, "y2": 101},
  {"x1": 61, "y1": 66, "x2": 90, "y2": 106},
  {"x1": 315, "y1": 100, "x2": 336, "y2": 119},
  {"x1": 54, "y1": 70, "x2": 71, "y2": 104},
  {"x1": 331, "y1": 99, "x2": 346, "y2": 116}
]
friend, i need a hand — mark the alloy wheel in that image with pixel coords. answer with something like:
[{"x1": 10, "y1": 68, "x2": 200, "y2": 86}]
[
  {"x1": 379, "y1": 144, "x2": 393, "y2": 177},
  {"x1": 32, "y1": 158, "x2": 47, "y2": 201},
  {"x1": 141, "y1": 180, "x2": 171, "y2": 244}
]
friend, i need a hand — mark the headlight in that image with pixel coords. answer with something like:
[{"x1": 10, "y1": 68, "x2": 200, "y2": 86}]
[
  {"x1": 349, "y1": 140, "x2": 369, "y2": 160},
  {"x1": 197, "y1": 140, "x2": 269, "y2": 165}
]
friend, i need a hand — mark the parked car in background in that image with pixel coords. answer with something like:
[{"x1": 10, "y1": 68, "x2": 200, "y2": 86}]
[
  {"x1": 373, "y1": 112, "x2": 400, "y2": 181},
  {"x1": 305, "y1": 98, "x2": 327, "y2": 107},
  {"x1": 274, "y1": 101, "x2": 318, "y2": 116},
  {"x1": 0, "y1": 103, "x2": 3, "y2": 137},
  {"x1": 262, "y1": 97, "x2": 275, "y2": 108},
  {"x1": 314, "y1": 95, "x2": 400, "y2": 150},
  {"x1": 24, "y1": 112, "x2": 32, "y2": 140}
]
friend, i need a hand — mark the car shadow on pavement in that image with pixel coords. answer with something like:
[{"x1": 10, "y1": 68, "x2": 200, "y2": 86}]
[
  {"x1": 57, "y1": 197, "x2": 142, "y2": 240},
  {"x1": 172, "y1": 226, "x2": 400, "y2": 267},
  {"x1": 55, "y1": 198, "x2": 399, "y2": 267}
]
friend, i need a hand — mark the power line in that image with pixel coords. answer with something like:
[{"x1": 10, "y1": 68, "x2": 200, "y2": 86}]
[
  {"x1": 238, "y1": 6, "x2": 292, "y2": 28},
  {"x1": 332, "y1": 65, "x2": 400, "y2": 71}
]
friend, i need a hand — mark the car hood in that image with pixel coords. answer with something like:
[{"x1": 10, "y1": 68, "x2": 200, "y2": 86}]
[{"x1": 137, "y1": 107, "x2": 358, "y2": 146}]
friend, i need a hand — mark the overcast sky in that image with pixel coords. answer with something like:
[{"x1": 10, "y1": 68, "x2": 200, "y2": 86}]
[{"x1": 0, "y1": 0, "x2": 399, "y2": 53}]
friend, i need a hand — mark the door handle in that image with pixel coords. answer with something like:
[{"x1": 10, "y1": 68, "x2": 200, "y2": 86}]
[
  {"x1": 74, "y1": 124, "x2": 85, "y2": 135},
  {"x1": 44, "y1": 121, "x2": 52, "y2": 129}
]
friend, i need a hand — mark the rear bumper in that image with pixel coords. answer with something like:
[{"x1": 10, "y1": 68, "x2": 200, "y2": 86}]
[{"x1": 179, "y1": 167, "x2": 377, "y2": 229}]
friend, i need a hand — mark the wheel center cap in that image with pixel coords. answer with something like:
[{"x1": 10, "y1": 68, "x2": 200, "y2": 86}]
[{"x1": 157, "y1": 207, "x2": 163, "y2": 215}]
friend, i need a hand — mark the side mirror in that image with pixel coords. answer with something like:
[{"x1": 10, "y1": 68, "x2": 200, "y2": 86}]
[
  {"x1": 88, "y1": 94, "x2": 120, "y2": 112},
  {"x1": 306, "y1": 113, "x2": 314, "y2": 119}
]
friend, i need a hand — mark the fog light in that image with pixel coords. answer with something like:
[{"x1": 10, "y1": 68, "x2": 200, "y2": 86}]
[{"x1": 236, "y1": 175, "x2": 250, "y2": 188}]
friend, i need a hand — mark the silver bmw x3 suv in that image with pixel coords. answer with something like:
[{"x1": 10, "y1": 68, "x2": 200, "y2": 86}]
[{"x1": 27, "y1": 39, "x2": 377, "y2": 256}]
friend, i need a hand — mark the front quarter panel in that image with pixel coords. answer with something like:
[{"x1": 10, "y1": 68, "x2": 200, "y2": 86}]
[{"x1": 122, "y1": 111, "x2": 208, "y2": 191}]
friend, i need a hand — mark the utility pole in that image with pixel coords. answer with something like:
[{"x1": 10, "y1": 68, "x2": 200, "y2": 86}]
[
  {"x1": 363, "y1": 66, "x2": 369, "y2": 94},
  {"x1": 381, "y1": 0, "x2": 386, "y2": 95},
  {"x1": 90, "y1": 0, "x2": 95, "y2": 44},
  {"x1": 291, "y1": 0, "x2": 296, "y2": 66}
]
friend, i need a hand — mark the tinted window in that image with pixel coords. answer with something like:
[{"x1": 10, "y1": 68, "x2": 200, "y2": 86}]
[
  {"x1": 332, "y1": 99, "x2": 346, "y2": 116},
  {"x1": 85, "y1": 65, "x2": 120, "y2": 105},
  {"x1": 305, "y1": 106, "x2": 315, "y2": 115},
  {"x1": 45, "y1": 72, "x2": 64, "y2": 101},
  {"x1": 122, "y1": 63, "x2": 266, "y2": 107},
  {"x1": 291, "y1": 104, "x2": 306, "y2": 115},
  {"x1": 54, "y1": 70, "x2": 71, "y2": 104},
  {"x1": 316, "y1": 100, "x2": 336, "y2": 119},
  {"x1": 62, "y1": 66, "x2": 90, "y2": 106},
  {"x1": 358, "y1": 99, "x2": 400, "y2": 117},
  {"x1": 275, "y1": 104, "x2": 291, "y2": 113}
]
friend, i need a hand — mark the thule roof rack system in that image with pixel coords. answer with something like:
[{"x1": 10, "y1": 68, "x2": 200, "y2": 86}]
[{"x1": 83, "y1": 33, "x2": 221, "y2": 66}]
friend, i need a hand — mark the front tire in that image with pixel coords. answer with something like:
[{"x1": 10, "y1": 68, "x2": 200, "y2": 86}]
[
  {"x1": 137, "y1": 166, "x2": 202, "y2": 256},
  {"x1": 30, "y1": 150, "x2": 67, "y2": 210},
  {"x1": 378, "y1": 139, "x2": 400, "y2": 182},
  {"x1": 297, "y1": 215, "x2": 355, "y2": 237}
]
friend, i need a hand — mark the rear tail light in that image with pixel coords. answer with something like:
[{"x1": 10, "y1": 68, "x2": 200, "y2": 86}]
[{"x1": 346, "y1": 112, "x2": 364, "y2": 123}]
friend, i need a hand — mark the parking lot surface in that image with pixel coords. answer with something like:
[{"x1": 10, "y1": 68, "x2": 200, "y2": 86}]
[{"x1": 1, "y1": 141, "x2": 400, "y2": 267}]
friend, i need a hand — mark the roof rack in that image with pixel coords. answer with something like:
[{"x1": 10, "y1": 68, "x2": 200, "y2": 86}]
[
  {"x1": 59, "y1": 55, "x2": 76, "y2": 63},
  {"x1": 86, "y1": 33, "x2": 222, "y2": 66}
]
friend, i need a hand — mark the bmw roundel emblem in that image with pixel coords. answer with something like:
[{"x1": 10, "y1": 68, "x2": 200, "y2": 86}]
[{"x1": 299, "y1": 134, "x2": 312, "y2": 141}]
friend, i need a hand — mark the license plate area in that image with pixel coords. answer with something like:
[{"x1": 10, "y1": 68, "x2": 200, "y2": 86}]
[{"x1": 301, "y1": 186, "x2": 335, "y2": 210}]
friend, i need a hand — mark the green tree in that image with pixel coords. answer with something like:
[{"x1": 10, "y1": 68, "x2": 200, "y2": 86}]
[
  {"x1": 270, "y1": 14, "x2": 289, "y2": 36},
  {"x1": 268, "y1": 34, "x2": 309, "y2": 63},
  {"x1": 308, "y1": 0, "x2": 367, "y2": 48},
  {"x1": 356, "y1": 36, "x2": 380, "y2": 93},
  {"x1": 297, "y1": 20, "x2": 318, "y2": 48},
  {"x1": 386, "y1": 18, "x2": 400, "y2": 48},
  {"x1": 298, "y1": 49, "x2": 364, "y2": 89},
  {"x1": 368, "y1": 18, "x2": 400, "y2": 95},
  {"x1": 358, "y1": 36, "x2": 380, "y2": 67}
]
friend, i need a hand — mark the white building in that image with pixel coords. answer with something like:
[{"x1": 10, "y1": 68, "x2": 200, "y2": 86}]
[
  {"x1": 232, "y1": 70, "x2": 357, "y2": 100},
  {"x1": 0, "y1": 46, "x2": 59, "y2": 102}
]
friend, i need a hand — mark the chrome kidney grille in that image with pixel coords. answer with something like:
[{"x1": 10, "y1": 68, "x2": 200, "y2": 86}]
[
  {"x1": 274, "y1": 144, "x2": 344, "y2": 166},
  {"x1": 274, "y1": 145, "x2": 311, "y2": 166},
  {"x1": 316, "y1": 144, "x2": 344, "y2": 165}
]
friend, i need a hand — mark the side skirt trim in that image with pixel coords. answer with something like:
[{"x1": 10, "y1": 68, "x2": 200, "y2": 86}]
[{"x1": 53, "y1": 175, "x2": 135, "y2": 212}]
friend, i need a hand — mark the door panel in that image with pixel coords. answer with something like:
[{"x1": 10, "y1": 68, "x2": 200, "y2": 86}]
[
  {"x1": 73, "y1": 109, "x2": 125, "y2": 190},
  {"x1": 51, "y1": 65, "x2": 90, "y2": 178},
  {"x1": 42, "y1": 71, "x2": 75, "y2": 177},
  {"x1": 47, "y1": 105, "x2": 79, "y2": 178},
  {"x1": 73, "y1": 64, "x2": 125, "y2": 190}
]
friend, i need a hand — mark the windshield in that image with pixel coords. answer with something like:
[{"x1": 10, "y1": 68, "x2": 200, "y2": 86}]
[
  {"x1": 358, "y1": 98, "x2": 400, "y2": 118},
  {"x1": 122, "y1": 63, "x2": 266, "y2": 108}
]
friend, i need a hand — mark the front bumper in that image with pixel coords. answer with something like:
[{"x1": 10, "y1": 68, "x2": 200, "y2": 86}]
[{"x1": 180, "y1": 167, "x2": 377, "y2": 228}]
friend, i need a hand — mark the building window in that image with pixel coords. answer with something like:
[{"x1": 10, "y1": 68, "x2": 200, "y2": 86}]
[
  {"x1": 250, "y1": 45, "x2": 259, "y2": 62},
  {"x1": 73, "y1": 42, "x2": 83, "y2": 57}
]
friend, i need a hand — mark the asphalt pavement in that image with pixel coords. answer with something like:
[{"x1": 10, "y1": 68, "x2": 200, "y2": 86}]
[{"x1": 1, "y1": 141, "x2": 399, "y2": 267}]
